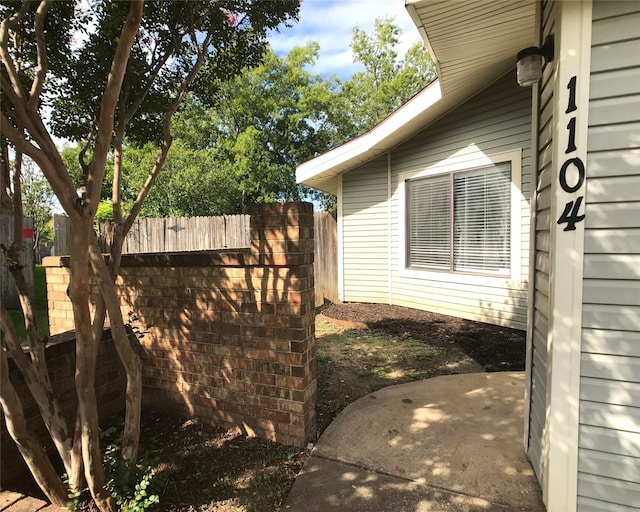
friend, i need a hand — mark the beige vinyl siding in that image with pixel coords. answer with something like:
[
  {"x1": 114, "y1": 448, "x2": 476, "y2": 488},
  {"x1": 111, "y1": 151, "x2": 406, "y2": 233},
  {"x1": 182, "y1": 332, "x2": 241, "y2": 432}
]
[
  {"x1": 342, "y1": 156, "x2": 389, "y2": 303},
  {"x1": 389, "y1": 71, "x2": 532, "y2": 330},
  {"x1": 578, "y1": 2, "x2": 640, "y2": 510},
  {"x1": 526, "y1": 0, "x2": 555, "y2": 486}
]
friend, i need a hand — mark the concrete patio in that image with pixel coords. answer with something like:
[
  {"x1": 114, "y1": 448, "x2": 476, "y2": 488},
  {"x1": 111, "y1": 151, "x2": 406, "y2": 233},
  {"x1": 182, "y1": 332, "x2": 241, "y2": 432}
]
[{"x1": 285, "y1": 371, "x2": 545, "y2": 511}]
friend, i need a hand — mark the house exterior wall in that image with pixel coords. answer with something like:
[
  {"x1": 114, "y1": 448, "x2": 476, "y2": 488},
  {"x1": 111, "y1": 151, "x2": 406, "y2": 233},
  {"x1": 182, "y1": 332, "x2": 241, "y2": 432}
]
[
  {"x1": 341, "y1": 156, "x2": 390, "y2": 303},
  {"x1": 390, "y1": 73, "x2": 532, "y2": 329},
  {"x1": 577, "y1": 1, "x2": 640, "y2": 510},
  {"x1": 527, "y1": 0, "x2": 555, "y2": 488},
  {"x1": 340, "y1": 73, "x2": 532, "y2": 329}
]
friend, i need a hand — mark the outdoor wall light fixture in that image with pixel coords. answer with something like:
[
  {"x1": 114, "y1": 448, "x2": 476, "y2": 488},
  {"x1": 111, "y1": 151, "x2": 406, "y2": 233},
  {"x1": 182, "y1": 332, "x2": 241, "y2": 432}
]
[{"x1": 516, "y1": 35, "x2": 554, "y2": 87}]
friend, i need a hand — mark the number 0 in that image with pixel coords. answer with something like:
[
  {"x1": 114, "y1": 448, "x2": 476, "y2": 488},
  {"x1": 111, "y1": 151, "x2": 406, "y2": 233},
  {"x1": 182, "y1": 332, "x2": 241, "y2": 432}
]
[{"x1": 559, "y1": 158, "x2": 585, "y2": 193}]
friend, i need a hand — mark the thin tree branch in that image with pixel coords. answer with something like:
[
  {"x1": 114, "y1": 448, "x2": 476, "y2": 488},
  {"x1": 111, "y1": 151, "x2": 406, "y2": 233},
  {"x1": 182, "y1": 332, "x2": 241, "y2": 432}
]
[
  {"x1": 88, "y1": 233, "x2": 142, "y2": 466},
  {"x1": 11, "y1": 151, "x2": 23, "y2": 252},
  {"x1": 86, "y1": 0, "x2": 143, "y2": 213},
  {"x1": 27, "y1": 0, "x2": 53, "y2": 111},
  {"x1": 78, "y1": 123, "x2": 96, "y2": 176},
  {"x1": 111, "y1": 125, "x2": 125, "y2": 225},
  {"x1": 0, "y1": 2, "x2": 30, "y2": 102},
  {"x1": 111, "y1": 33, "x2": 176, "y2": 227},
  {"x1": 0, "y1": 304, "x2": 73, "y2": 477},
  {"x1": 123, "y1": 32, "x2": 211, "y2": 236},
  {"x1": 1, "y1": 74, "x2": 44, "y2": 139},
  {"x1": 0, "y1": 348, "x2": 68, "y2": 507},
  {"x1": 122, "y1": 45, "x2": 174, "y2": 128},
  {"x1": 0, "y1": 112, "x2": 80, "y2": 222}
]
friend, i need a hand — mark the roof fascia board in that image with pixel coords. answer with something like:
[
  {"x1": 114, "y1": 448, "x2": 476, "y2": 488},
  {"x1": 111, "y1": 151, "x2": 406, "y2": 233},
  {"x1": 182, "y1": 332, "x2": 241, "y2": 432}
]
[
  {"x1": 296, "y1": 79, "x2": 443, "y2": 186},
  {"x1": 405, "y1": 0, "x2": 443, "y2": 81}
]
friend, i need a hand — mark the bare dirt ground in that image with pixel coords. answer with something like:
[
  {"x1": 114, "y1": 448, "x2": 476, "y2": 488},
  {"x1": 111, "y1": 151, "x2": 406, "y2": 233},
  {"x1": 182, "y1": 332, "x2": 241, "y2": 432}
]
[
  {"x1": 8, "y1": 303, "x2": 525, "y2": 511},
  {"x1": 315, "y1": 303, "x2": 525, "y2": 433}
]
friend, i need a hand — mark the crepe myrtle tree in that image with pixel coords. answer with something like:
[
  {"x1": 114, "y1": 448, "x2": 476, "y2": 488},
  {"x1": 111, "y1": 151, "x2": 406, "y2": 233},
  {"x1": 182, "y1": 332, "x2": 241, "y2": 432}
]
[{"x1": 0, "y1": 1, "x2": 299, "y2": 510}]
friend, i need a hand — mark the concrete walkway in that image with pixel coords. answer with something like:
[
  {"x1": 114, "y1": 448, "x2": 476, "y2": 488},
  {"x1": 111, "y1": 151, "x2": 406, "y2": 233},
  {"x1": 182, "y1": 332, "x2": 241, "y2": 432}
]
[
  {"x1": 0, "y1": 490, "x2": 60, "y2": 511},
  {"x1": 285, "y1": 372, "x2": 544, "y2": 512}
]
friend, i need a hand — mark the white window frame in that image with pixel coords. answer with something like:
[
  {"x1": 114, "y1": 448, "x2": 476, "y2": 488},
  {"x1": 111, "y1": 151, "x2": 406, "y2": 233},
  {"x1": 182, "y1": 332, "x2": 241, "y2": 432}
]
[{"x1": 398, "y1": 149, "x2": 522, "y2": 286}]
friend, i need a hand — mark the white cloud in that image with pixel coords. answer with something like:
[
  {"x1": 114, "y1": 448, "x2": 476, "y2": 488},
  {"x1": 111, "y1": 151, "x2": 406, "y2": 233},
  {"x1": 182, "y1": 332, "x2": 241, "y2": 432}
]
[{"x1": 268, "y1": 0, "x2": 422, "y2": 79}]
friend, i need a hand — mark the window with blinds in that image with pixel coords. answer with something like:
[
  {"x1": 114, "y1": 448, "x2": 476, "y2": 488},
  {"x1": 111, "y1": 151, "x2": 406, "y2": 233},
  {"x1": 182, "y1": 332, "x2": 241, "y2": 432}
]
[{"x1": 407, "y1": 162, "x2": 511, "y2": 275}]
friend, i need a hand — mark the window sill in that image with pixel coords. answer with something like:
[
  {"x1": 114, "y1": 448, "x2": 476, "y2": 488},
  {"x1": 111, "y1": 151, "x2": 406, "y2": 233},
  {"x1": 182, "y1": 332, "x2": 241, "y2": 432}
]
[{"x1": 399, "y1": 267, "x2": 523, "y2": 288}]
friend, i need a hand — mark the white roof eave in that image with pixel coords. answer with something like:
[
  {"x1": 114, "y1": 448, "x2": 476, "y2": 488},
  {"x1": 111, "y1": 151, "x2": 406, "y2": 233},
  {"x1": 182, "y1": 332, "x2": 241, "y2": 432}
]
[
  {"x1": 297, "y1": 0, "x2": 536, "y2": 195},
  {"x1": 296, "y1": 79, "x2": 443, "y2": 194}
]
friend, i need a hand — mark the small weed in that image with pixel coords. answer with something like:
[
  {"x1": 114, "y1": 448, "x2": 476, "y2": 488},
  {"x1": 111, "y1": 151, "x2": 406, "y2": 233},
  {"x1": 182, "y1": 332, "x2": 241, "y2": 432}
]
[
  {"x1": 249, "y1": 467, "x2": 279, "y2": 488},
  {"x1": 100, "y1": 417, "x2": 163, "y2": 512}
]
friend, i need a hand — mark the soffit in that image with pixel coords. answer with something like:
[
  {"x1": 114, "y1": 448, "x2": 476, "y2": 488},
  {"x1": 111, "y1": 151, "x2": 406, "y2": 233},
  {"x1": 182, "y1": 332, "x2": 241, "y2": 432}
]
[{"x1": 406, "y1": 0, "x2": 537, "y2": 96}]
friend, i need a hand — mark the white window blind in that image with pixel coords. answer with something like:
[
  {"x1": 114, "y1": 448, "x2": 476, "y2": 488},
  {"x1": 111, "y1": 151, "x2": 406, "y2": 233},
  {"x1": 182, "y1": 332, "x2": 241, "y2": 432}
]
[
  {"x1": 408, "y1": 175, "x2": 450, "y2": 270},
  {"x1": 407, "y1": 162, "x2": 511, "y2": 275}
]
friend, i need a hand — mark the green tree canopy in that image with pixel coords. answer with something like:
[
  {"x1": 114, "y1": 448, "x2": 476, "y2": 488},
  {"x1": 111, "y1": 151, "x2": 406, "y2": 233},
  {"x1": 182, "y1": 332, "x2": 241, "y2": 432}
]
[
  {"x1": 135, "y1": 42, "x2": 341, "y2": 215},
  {"x1": 21, "y1": 158, "x2": 55, "y2": 247},
  {"x1": 59, "y1": 17, "x2": 435, "y2": 219},
  {"x1": 339, "y1": 16, "x2": 436, "y2": 137}
]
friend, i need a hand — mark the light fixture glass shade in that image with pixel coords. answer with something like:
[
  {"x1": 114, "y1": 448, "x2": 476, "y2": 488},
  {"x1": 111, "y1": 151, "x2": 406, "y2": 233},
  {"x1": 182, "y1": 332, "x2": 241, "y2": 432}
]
[{"x1": 516, "y1": 49, "x2": 543, "y2": 87}]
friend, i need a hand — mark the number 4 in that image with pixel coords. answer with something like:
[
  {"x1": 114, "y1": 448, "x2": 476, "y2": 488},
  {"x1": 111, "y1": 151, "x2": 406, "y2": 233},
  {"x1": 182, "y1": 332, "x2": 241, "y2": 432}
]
[{"x1": 557, "y1": 196, "x2": 585, "y2": 231}]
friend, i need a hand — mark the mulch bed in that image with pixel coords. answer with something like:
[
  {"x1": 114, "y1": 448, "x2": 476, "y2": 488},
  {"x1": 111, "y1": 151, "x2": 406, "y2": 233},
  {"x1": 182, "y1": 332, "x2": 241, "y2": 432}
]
[{"x1": 321, "y1": 302, "x2": 526, "y2": 372}]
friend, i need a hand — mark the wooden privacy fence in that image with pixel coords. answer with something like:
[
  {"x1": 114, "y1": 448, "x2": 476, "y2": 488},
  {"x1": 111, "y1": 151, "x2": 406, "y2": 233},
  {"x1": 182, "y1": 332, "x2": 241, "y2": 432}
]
[
  {"x1": 0, "y1": 215, "x2": 34, "y2": 309},
  {"x1": 53, "y1": 210, "x2": 339, "y2": 306},
  {"x1": 314, "y1": 211, "x2": 338, "y2": 306},
  {"x1": 54, "y1": 214, "x2": 251, "y2": 255},
  {"x1": 100, "y1": 215, "x2": 251, "y2": 253},
  {"x1": 53, "y1": 214, "x2": 70, "y2": 256}
]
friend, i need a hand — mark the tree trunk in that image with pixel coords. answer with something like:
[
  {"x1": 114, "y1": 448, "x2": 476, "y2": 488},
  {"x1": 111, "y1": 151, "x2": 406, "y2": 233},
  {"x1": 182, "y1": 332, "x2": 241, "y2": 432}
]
[
  {"x1": 88, "y1": 233, "x2": 142, "y2": 465},
  {"x1": 68, "y1": 220, "x2": 116, "y2": 512},
  {"x1": 0, "y1": 306, "x2": 73, "y2": 477},
  {"x1": 0, "y1": 350, "x2": 68, "y2": 508},
  {"x1": 2, "y1": 154, "x2": 75, "y2": 485}
]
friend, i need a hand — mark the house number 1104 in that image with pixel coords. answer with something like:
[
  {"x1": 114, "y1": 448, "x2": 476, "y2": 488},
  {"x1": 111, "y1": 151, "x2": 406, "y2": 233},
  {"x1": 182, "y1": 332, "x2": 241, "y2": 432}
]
[{"x1": 557, "y1": 75, "x2": 586, "y2": 231}]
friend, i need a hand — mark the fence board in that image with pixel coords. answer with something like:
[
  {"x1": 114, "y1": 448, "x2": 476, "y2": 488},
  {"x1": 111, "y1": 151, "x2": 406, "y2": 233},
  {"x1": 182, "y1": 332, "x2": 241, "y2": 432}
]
[
  {"x1": 314, "y1": 211, "x2": 339, "y2": 306},
  {"x1": 1, "y1": 216, "x2": 35, "y2": 309},
  {"x1": 53, "y1": 215, "x2": 71, "y2": 256},
  {"x1": 112, "y1": 215, "x2": 250, "y2": 254},
  {"x1": 53, "y1": 211, "x2": 339, "y2": 308}
]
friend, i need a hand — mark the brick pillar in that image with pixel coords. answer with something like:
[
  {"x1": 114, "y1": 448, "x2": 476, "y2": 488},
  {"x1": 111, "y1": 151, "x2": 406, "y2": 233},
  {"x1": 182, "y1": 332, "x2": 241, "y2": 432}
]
[
  {"x1": 42, "y1": 256, "x2": 74, "y2": 335},
  {"x1": 250, "y1": 202, "x2": 317, "y2": 444}
]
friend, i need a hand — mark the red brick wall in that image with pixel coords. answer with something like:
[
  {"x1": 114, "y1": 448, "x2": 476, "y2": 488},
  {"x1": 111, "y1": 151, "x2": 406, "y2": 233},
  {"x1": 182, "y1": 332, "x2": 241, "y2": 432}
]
[
  {"x1": 1, "y1": 331, "x2": 126, "y2": 486},
  {"x1": 42, "y1": 202, "x2": 317, "y2": 447}
]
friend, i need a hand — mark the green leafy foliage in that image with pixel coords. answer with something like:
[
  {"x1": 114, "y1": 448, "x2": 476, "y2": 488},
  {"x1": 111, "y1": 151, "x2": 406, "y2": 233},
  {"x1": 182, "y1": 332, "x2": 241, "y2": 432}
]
[
  {"x1": 98, "y1": 418, "x2": 164, "y2": 512},
  {"x1": 339, "y1": 16, "x2": 437, "y2": 137},
  {"x1": 181, "y1": 42, "x2": 342, "y2": 212},
  {"x1": 112, "y1": 18, "x2": 434, "y2": 216},
  {"x1": 20, "y1": 160, "x2": 55, "y2": 247},
  {"x1": 123, "y1": 141, "x2": 244, "y2": 217},
  {"x1": 94, "y1": 201, "x2": 115, "y2": 223},
  {"x1": 50, "y1": 1, "x2": 301, "y2": 147}
]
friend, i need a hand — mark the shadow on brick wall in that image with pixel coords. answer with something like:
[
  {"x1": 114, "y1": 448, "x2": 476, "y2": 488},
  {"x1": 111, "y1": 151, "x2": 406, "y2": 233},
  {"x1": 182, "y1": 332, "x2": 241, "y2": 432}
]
[
  {"x1": 42, "y1": 202, "x2": 318, "y2": 449},
  {"x1": 1, "y1": 330, "x2": 126, "y2": 488}
]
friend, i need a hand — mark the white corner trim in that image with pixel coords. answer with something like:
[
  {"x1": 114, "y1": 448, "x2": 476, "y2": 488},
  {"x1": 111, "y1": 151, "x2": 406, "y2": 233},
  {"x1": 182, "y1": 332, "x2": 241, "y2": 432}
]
[
  {"x1": 387, "y1": 151, "x2": 393, "y2": 305},
  {"x1": 337, "y1": 175, "x2": 344, "y2": 302},
  {"x1": 523, "y1": 1, "x2": 543, "y2": 454},
  {"x1": 544, "y1": 2, "x2": 592, "y2": 511},
  {"x1": 397, "y1": 148, "x2": 524, "y2": 285}
]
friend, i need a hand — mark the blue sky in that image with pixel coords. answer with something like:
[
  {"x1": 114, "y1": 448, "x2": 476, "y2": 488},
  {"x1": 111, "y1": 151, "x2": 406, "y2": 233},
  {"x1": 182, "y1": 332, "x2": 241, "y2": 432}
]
[{"x1": 268, "y1": 0, "x2": 422, "y2": 80}]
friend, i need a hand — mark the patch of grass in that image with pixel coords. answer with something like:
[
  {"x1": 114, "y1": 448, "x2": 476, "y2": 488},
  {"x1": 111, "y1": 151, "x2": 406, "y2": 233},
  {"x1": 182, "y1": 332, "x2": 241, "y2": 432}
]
[
  {"x1": 6, "y1": 264, "x2": 49, "y2": 341},
  {"x1": 369, "y1": 366, "x2": 392, "y2": 376}
]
